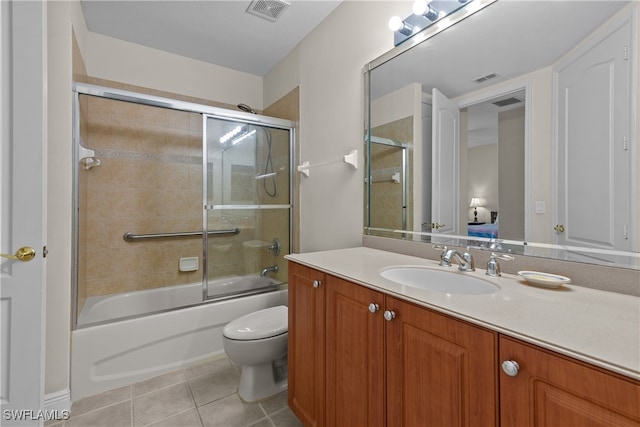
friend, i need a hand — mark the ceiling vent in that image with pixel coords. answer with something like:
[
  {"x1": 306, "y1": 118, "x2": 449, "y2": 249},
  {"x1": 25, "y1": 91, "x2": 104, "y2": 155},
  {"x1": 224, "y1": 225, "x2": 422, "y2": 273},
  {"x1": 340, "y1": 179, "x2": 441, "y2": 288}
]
[
  {"x1": 246, "y1": 0, "x2": 290, "y2": 22},
  {"x1": 492, "y1": 97, "x2": 522, "y2": 107},
  {"x1": 472, "y1": 73, "x2": 500, "y2": 84}
]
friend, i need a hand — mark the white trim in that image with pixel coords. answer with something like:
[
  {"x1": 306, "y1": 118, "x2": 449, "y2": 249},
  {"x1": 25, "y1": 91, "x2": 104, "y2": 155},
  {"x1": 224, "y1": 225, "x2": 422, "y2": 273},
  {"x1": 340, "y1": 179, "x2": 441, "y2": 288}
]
[
  {"x1": 44, "y1": 389, "x2": 71, "y2": 413},
  {"x1": 455, "y1": 79, "x2": 533, "y2": 242}
]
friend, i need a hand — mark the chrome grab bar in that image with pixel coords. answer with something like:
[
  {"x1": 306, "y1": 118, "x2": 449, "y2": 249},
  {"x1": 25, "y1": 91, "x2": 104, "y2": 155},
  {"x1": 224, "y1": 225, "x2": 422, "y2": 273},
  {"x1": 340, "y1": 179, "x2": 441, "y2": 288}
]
[{"x1": 123, "y1": 228, "x2": 240, "y2": 242}]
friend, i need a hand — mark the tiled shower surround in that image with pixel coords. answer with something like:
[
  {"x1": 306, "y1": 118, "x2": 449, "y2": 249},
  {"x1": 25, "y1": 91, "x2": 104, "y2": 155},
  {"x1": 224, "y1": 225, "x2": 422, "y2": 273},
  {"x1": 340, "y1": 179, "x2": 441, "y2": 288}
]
[
  {"x1": 369, "y1": 117, "x2": 414, "y2": 231},
  {"x1": 76, "y1": 86, "x2": 290, "y2": 316}
]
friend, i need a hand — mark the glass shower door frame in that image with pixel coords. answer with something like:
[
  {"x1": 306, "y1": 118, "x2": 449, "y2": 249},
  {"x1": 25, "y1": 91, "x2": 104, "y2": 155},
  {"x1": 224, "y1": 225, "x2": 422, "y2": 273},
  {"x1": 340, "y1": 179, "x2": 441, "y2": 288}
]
[{"x1": 201, "y1": 114, "x2": 295, "y2": 301}]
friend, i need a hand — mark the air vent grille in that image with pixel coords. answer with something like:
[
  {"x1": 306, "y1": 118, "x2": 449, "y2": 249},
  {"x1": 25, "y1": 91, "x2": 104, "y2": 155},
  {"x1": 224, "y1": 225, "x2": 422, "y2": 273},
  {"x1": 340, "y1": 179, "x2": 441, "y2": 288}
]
[
  {"x1": 492, "y1": 97, "x2": 522, "y2": 107},
  {"x1": 472, "y1": 73, "x2": 500, "y2": 84},
  {"x1": 246, "y1": 0, "x2": 290, "y2": 22}
]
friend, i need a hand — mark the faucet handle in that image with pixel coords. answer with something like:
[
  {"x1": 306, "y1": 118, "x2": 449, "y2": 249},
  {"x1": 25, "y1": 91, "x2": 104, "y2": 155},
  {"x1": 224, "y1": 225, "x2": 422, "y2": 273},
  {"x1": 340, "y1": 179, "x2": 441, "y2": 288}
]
[
  {"x1": 433, "y1": 245, "x2": 450, "y2": 267},
  {"x1": 460, "y1": 251, "x2": 476, "y2": 271},
  {"x1": 486, "y1": 252, "x2": 514, "y2": 277}
]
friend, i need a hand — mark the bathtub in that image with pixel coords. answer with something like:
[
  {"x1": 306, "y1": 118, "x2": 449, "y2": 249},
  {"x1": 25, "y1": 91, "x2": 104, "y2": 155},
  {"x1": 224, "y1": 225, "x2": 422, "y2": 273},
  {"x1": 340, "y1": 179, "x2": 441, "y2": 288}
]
[
  {"x1": 77, "y1": 275, "x2": 280, "y2": 327},
  {"x1": 71, "y1": 277, "x2": 287, "y2": 400}
]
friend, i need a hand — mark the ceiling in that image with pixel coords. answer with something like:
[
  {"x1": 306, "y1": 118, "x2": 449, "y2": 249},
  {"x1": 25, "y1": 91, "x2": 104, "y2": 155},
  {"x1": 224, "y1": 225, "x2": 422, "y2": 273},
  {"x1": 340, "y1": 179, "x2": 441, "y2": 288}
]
[{"x1": 80, "y1": 0, "x2": 343, "y2": 76}]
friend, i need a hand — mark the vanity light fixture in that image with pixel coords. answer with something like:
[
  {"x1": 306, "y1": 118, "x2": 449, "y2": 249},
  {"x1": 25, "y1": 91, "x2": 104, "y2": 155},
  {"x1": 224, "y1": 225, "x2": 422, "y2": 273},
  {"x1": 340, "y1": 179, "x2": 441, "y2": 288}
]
[
  {"x1": 412, "y1": 0, "x2": 442, "y2": 21},
  {"x1": 388, "y1": 16, "x2": 415, "y2": 36},
  {"x1": 220, "y1": 125, "x2": 244, "y2": 144},
  {"x1": 230, "y1": 129, "x2": 256, "y2": 146},
  {"x1": 470, "y1": 197, "x2": 482, "y2": 222},
  {"x1": 219, "y1": 125, "x2": 256, "y2": 147},
  {"x1": 390, "y1": 0, "x2": 481, "y2": 46}
]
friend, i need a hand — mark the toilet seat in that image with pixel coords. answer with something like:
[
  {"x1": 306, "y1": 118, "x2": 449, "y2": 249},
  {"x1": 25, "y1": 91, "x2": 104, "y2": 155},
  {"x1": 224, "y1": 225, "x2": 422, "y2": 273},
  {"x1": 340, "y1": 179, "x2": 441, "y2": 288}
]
[{"x1": 223, "y1": 305, "x2": 287, "y2": 340}]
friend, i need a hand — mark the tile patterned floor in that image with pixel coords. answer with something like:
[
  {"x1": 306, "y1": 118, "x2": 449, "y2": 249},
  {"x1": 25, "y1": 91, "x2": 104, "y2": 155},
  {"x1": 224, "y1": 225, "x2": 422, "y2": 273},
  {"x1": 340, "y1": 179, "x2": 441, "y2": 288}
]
[{"x1": 47, "y1": 356, "x2": 301, "y2": 427}]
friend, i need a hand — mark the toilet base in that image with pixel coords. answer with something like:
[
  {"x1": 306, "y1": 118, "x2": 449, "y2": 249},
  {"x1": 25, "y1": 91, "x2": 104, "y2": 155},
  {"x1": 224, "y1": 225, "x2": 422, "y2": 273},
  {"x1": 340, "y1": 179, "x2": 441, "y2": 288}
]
[{"x1": 238, "y1": 356, "x2": 288, "y2": 402}]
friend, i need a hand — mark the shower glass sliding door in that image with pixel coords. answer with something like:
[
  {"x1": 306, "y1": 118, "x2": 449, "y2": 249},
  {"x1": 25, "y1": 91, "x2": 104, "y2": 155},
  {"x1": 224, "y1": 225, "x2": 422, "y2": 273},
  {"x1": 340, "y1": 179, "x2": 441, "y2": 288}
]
[
  {"x1": 72, "y1": 83, "x2": 294, "y2": 328},
  {"x1": 203, "y1": 116, "x2": 292, "y2": 300}
]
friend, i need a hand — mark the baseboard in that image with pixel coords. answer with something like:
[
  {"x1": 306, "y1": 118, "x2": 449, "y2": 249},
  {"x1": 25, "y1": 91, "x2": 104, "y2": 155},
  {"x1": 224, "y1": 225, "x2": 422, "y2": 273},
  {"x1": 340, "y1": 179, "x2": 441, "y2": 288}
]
[{"x1": 44, "y1": 389, "x2": 71, "y2": 413}]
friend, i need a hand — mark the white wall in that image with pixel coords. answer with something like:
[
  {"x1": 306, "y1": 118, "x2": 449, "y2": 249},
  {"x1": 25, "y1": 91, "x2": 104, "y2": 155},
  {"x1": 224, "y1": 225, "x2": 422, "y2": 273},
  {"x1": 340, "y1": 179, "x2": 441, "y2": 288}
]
[
  {"x1": 46, "y1": 0, "x2": 76, "y2": 397},
  {"x1": 85, "y1": 32, "x2": 263, "y2": 109},
  {"x1": 265, "y1": 1, "x2": 412, "y2": 252}
]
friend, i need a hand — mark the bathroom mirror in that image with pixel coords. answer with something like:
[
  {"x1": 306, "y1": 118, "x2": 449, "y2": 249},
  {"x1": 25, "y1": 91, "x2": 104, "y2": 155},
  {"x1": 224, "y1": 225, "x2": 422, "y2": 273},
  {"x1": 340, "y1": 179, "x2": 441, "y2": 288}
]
[{"x1": 364, "y1": 0, "x2": 640, "y2": 269}]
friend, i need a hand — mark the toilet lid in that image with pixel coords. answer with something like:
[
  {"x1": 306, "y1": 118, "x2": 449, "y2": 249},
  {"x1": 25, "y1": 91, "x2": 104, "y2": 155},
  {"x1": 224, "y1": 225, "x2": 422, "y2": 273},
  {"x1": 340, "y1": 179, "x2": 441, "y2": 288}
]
[{"x1": 223, "y1": 305, "x2": 288, "y2": 340}]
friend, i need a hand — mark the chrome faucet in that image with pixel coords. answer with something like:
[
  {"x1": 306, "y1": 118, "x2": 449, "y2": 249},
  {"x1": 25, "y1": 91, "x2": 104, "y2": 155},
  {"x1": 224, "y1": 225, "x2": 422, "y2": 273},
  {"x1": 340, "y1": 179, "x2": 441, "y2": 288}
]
[
  {"x1": 260, "y1": 265, "x2": 279, "y2": 277},
  {"x1": 440, "y1": 248, "x2": 475, "y2": 272}
]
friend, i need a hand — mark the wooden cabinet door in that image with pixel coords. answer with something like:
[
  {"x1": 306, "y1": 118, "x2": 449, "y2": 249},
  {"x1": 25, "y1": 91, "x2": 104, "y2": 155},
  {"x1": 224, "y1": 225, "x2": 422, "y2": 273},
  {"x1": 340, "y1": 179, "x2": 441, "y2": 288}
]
[
  {"x1": 288, "y1": 262, "x2": 326, "y2": 427},
  {"x1": 385, "y1": 296, "x2": 498, "y2": 427},
  {"x1": 500, "y1": 336, "x2": 640, "y2": 427},
  {"x1": 325, "y1": 276, "x2": 385, "y2": 427}
]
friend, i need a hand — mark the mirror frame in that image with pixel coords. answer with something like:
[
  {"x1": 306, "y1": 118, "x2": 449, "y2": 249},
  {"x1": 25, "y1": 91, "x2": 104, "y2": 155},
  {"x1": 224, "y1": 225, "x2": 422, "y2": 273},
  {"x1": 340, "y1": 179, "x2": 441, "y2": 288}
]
[{"x1": 363, "y1": 0, "x2": 640, "y2": 270}]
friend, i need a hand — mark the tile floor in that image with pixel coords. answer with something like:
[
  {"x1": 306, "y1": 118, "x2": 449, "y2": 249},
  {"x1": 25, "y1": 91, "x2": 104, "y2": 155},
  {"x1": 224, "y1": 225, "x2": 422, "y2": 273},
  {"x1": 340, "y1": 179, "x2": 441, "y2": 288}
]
[{"x1": 47, "y1": 356, "x2": 301, "y2": 427}]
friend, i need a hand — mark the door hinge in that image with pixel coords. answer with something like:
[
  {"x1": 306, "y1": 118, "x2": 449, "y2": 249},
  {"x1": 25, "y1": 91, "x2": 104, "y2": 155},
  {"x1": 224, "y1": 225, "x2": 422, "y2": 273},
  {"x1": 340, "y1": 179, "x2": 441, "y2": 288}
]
[
  {"x1": 42, "y1": 245, "x2": 48, "y2": 258},
  {"x1": 624, "y1": 225, "x2": 629, "y2": 240},
  {"x1": 623, "y1": 136, "x2": 629, "y2": 151},
  {"x1": 624, "y1": 45, "x2": 629, "y2": 60}
]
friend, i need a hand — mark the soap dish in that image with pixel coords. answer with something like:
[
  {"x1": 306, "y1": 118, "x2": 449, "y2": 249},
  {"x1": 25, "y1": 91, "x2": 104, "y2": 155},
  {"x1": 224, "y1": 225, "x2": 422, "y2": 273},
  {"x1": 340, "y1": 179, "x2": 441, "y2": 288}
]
[{"x1": 517, "y1": 271, "x2": 571, "y2": 289}]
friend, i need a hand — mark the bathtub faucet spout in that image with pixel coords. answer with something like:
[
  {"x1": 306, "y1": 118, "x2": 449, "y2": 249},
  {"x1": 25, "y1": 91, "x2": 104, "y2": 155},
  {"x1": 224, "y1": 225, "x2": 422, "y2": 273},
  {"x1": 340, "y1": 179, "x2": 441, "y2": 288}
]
[{"x1": 260, "y1": 265, "x2": 279, "y2": 277}]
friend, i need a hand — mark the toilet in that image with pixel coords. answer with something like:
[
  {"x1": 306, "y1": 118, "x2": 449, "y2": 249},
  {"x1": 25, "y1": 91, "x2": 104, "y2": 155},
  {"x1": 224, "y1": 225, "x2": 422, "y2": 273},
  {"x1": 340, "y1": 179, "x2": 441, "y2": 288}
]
[{"x1": 222, "y1": 305, "x2": 288, "y2": 402}]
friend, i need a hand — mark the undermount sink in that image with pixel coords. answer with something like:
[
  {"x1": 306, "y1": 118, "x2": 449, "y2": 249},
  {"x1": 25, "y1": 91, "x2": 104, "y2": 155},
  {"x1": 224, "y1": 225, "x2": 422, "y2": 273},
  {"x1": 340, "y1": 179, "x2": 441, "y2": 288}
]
[{"x1": 380, "y1": 266, "x2": 500, "y2": 295}]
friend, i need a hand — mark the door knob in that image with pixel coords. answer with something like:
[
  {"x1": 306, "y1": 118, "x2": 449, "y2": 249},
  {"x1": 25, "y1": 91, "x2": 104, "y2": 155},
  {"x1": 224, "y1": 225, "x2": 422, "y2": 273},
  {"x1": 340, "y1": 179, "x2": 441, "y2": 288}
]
[
  {"x1": 1, "y1": 246, "x2": 36, "y2": 262},
  {"x1": 554, "y1": 224, "x2": 565, "y2": 233}
]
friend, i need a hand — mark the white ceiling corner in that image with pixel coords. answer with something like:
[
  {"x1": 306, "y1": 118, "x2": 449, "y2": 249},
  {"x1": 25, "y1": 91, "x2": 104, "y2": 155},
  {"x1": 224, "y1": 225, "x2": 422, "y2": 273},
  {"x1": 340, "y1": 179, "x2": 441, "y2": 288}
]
[{"x1": 80, "y1": 0, "x2": 343, "y2": 77}]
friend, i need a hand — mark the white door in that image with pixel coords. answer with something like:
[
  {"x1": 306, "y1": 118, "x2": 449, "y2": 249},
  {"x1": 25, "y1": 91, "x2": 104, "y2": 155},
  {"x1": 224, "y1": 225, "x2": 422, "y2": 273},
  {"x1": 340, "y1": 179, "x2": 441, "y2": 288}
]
[
  {"x1": 431, "y1": 88, "x2": 459, "y2": 235},
  {"x1": 555, "y1": 15, "x2": 634, "y2": 251},
  {"x1": 420, "y1": 100, "x2": 432, "y2": 233},
  {"x1": 1, "y1": 1, "x2": 47, "y2": 425}
]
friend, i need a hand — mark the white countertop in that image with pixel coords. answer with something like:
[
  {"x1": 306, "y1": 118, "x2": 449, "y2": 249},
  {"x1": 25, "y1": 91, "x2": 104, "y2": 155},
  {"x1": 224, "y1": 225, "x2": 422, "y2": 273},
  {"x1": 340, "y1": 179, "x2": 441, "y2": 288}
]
[{"x1": 286, "y1": 247, "x2": 640, "y2": 381}]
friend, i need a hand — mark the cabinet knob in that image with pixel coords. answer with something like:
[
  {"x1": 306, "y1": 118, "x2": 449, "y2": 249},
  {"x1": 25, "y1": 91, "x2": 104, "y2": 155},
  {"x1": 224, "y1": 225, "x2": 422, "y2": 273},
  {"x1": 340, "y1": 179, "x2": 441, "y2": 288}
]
[
  {"x1": 501, "y1": 360, "x2": 520, "y2": 377},
  {"x1": 368, "y1": 303, "x2": 379, "y2": 313},
  {"x1": 383, "y1": 310, "x2": 396, "y2": 321},
  {"x1": 312, "y1": 280, "x2": 322, "y2": 288}
]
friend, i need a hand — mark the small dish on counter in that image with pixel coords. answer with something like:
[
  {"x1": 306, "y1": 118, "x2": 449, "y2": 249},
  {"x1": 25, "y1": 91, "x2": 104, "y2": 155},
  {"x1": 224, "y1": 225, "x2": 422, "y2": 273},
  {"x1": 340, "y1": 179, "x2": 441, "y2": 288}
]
[{"x1": 517, "y1": 271, "x2": 571, "y2": 289}]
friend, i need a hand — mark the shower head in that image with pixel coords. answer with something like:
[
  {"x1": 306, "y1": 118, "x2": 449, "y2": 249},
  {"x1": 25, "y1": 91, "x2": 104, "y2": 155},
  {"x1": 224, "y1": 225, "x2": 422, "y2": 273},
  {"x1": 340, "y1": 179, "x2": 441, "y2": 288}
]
[{"x1": 237, "y1": 103, "x2": 257, "y2": 114}]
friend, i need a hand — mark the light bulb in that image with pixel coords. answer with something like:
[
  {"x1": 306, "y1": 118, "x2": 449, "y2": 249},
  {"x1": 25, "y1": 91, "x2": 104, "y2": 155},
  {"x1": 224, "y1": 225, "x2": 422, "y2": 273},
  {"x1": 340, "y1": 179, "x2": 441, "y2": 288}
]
[
  {"x1": 388, "y1": 16, "x2": 403, "y2": 32},
  {"x1": 412, "y1": 0, "x2": 428, "y2": 16},
  {"x1": 388, "y1": 16, "x2": 414, "y2": 35},
  {"x1": 413, "y1": 0, "x2": 440, "y2": 21}
]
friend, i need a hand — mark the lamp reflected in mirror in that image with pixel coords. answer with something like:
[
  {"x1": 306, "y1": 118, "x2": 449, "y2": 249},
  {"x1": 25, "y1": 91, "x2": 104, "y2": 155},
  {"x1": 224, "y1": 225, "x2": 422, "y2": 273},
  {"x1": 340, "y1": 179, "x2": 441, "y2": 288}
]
[{"x1": 470, "y1": 197, "x2": 482, "y2": 224}]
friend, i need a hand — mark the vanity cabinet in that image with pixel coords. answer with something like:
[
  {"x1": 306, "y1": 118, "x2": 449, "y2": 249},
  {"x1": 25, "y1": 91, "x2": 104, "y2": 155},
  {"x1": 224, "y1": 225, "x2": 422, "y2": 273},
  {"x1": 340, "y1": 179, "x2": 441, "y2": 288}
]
[
  {"x1": 289, "y1": 262, "x2": 498, "y2": 426},
  {"x1": 288, "y1": 262, "x2": 326, "y2": 427},
  {"x1": 385, "y1": 295, "x2": 497, "y2": 427},
  {"x1": 325, "y1": 274, "x2": 385, "y2": 427},
  {"x1": 500, "y1": 336, "x2": 640, "y2": 426},
  {"x1": 289, "y1": 262, "x2": 640, "y2": 427}
]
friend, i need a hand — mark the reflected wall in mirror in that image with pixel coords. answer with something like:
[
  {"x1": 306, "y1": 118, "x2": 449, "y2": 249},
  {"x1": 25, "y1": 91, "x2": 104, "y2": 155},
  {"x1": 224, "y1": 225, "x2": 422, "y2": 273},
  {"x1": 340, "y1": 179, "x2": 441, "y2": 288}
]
[{"x1": 364, "y1": 0, "x2": 639, "y2": 269}]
